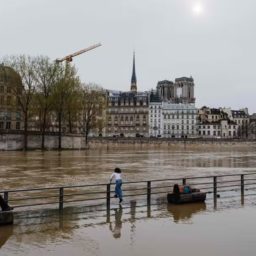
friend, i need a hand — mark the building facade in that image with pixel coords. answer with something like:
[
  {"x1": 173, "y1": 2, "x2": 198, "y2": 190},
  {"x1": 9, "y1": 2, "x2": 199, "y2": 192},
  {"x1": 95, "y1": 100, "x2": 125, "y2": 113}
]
[
  {"x1": 221, "y1": 108, "x2": 250, "y2": 138},
  {"x1": 0, "y1": 64, "x2": 22, "y2": 131},
  {"x1": 149, "y1": 76, "x2": 197, "y2": 138},
  {"x1": 198, "y1": 107, "x2": 238, "y2": 138},
  {"x1": 106, "y1": 54, "x2": 149, "y2": 137}
]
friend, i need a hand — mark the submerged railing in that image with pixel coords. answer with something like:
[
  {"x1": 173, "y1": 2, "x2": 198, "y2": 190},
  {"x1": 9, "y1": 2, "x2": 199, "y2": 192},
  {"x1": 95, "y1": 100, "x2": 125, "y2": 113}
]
[{"x1": 1, "y1": 172, "x2": 256, "y2": 212}]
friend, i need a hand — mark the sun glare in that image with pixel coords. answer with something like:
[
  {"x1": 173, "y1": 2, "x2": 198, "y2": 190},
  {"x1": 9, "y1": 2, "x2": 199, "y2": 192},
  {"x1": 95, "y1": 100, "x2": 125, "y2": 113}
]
[{"x1": 193, "y1": 3, "x2": 204, "y2": 16}]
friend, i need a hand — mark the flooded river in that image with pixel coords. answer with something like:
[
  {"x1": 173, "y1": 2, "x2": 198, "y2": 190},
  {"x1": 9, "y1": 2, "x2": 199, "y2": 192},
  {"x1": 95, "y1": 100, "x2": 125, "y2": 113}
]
[
  {"x1": 1, "y1": 148, "x2": 256, "y2": 190},
  {"x1": 1, "y1": 148, "x2": 256, "y2": 255}
]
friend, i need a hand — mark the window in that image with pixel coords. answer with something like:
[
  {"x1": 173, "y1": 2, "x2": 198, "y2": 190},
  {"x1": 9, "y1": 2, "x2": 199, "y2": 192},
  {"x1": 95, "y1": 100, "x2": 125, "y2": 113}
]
[
  {"x1": 16, "y1": 122, "x2": 20, "y2": 130},
  {"x1": 6, "y1": 122, "x2": 11, "y2": 129},
  {"x1": 0, "y1": 96, "x2": 4, "y2": 105}
]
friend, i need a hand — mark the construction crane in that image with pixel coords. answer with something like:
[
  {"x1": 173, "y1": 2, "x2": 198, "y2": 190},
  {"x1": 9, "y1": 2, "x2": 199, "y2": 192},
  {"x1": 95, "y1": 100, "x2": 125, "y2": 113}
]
[{"x1": 55, "y1": 43, "x2": 101, "y2": 63}]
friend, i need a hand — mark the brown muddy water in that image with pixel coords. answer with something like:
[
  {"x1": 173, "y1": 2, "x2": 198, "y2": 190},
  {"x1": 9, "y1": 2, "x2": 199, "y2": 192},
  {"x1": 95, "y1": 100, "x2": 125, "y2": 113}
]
[{"x1": 1, "y1": 148, "x2": 256, "y2": 256}]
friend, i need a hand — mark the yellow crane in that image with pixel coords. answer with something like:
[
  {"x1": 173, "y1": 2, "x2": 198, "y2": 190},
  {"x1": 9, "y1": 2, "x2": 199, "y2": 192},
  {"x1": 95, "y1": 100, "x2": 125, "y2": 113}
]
[{"x1": 55, "y1": 43, "x2": 101, "y2": 63}]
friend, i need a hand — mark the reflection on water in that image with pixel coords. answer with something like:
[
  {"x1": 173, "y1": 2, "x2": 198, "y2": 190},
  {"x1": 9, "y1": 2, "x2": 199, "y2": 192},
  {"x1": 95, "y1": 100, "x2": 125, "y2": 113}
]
[
  {"x1": 1, "y1": 148, "x2": 256, "y2": 255},
  {"x1": 0, "y1": 225, "x2": 13, "y2": 249},
  {"x1": 167, "y1": 203, "x2": 206, "y2": 223},
  {"x1": 109, "y1": 206, "x2": 123, "y2": 239},
  {"x1": 1, "y1": 195, "x2": 256, "y2": 256}
]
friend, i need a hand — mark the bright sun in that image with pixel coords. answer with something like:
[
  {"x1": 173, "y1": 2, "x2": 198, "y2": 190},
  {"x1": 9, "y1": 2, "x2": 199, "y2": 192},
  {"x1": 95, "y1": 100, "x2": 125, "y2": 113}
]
[{"x1": 193, "y1": 3, "x2": 204, "y2": 15}]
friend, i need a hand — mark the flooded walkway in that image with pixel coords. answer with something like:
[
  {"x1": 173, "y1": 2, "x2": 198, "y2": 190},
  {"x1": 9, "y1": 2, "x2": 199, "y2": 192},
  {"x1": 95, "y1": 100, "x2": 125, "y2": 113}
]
[
  {"x1": 1, "y1": 195, "x2": 256, "y2": 256},
  {"x1": 1, "y1": 148, "x2": 256, "y2": 255}
]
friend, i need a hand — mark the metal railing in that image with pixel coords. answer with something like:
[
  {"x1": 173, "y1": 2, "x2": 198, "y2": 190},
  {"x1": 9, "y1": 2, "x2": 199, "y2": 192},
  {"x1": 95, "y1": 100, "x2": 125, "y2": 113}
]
[{"x1": 1, "y1": 172, "x2": 256, "y2": 213}]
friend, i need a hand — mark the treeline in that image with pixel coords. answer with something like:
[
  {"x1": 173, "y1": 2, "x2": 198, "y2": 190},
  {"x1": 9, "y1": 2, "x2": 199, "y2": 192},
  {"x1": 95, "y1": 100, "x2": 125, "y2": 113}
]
[{"x1": 3, "y1": 55, "x2": 106, "y2": 150}]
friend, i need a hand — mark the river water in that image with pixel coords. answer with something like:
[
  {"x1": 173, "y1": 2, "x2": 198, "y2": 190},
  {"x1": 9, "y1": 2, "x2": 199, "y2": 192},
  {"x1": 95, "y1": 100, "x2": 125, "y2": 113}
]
[{"x1": 1, "y1": 148, "x2": 256, "y2": 255}]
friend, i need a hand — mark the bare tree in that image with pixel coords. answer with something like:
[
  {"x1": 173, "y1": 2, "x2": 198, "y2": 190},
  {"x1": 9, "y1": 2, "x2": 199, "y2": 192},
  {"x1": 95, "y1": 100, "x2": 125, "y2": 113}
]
[
  {"x1": 34, "y1": 56, "x2": 61, "y2": 149},
  {"x1": 52, "y1": 63, "x2": 80, "y2": 149},
  {"x1": 4, "y1": 55, "x2": 37, "y2": 150},
  {"x1": 80, "y1": 83, "x2": 107, "y2": 145}
]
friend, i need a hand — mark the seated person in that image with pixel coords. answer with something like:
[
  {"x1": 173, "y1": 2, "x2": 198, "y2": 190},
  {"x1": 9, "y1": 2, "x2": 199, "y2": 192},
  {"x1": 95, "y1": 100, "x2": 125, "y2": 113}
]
[
  {"x1": 0, "y1": 195, "x2": 13, "y2": 211},
  {"x1": 173, "y1": 184, "x2": 200, "y2": 194}
]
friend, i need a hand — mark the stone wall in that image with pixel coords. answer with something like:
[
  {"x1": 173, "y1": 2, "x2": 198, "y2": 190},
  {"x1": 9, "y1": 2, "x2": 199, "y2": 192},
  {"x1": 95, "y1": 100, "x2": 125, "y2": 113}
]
[
  {"x1": 0, "y1": 134, "x2": 86, "y2": 150},
  {"x1": 1, "y1": 134, "x2": 256, "y2": 150}
]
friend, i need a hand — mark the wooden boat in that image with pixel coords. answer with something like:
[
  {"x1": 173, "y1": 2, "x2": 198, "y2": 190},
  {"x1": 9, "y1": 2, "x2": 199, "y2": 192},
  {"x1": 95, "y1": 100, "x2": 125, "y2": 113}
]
[{"x1": 167, "y1": 184, "x2": 206, "y2": 204}]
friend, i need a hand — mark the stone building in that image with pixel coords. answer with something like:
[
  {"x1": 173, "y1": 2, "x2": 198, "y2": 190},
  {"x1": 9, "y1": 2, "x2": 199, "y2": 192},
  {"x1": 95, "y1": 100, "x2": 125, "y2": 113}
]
[
  {"x1": 156, "y1": 77, "x2": 195, "y2": 104},
  {"x1": 106, "y1": 54, "x2": 149, "y2": 137},
  {"x1": 148, "y1": 92, "x2": 162, "y2": 137},
  {"x1": 0, "y1": 64, "x2": 22, "y2": 131},
  {"x1": 221, "y1": 107, "x2": 250, "y2": 138},
  {"x1": 198, "y1": 107, "x2": 238, "y2": 138},
  {"x1": 149, "y1": 99, "x2": 197, "y2": 138},
  {"x1": 149, "y1": 76, "x2": 197, "y2": 138},
  {"x1": 248, "y1": 113, "x2": 256, "y2": 139}
]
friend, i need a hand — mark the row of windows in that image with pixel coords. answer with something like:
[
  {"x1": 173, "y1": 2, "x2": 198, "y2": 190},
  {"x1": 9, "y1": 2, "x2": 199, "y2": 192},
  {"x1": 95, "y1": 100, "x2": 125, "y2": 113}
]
[
  {"x1": 108, "y1": 127, "x2": 147, "y2": 131},
  {"x1": 0, "y1": 86, "x2": 13, "y2": 93},
  {"x1": 163, "y1": 114, "x2": 196, "y2": 119},
  {"x1": 164, "y1": 125, "x2": 195, "y2": 130},
  {"x1": 150, "y1": 119, "x2": 195, "y2": 124},
  {"x1": 109, "y1": 108, "x2": 148, "y2": 113},
  {"x1": 109, "y1": 101, "x2": 148, "y2": 107},
  {"x1": 236, "y1": 119, "x2": 249, "y2": 125},
  {"x1": 163, "y1": 131, "x2": 196, "y2": 135},
  {"x1": 149, "y1": 105, "x2": 197, "y2": 114},
  {"x1": 0, "y1": 121, "x2": 20, "y2": 130},
  {"x1": 199, "y1": 125, "x2": 236, "y2": 129},
  {"x1": 199, "y1": 130, "x2": 236, "y2": 136},
  {"x1": 110, "y1": 115, "x2": 147, "y2": 121},
  {"x1": 0, "y1": 96, "x2": 14, "y2": 105}
]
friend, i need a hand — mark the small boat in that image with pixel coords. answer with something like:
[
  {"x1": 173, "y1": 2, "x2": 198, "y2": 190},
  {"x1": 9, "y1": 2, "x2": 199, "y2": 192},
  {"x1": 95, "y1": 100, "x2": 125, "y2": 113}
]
[
  {"x1": 167, "y1": 184, "x2": 206, "y2": 204},
  {"x1": 0, "y1": 211, "x2": 13, "y2": 226}
]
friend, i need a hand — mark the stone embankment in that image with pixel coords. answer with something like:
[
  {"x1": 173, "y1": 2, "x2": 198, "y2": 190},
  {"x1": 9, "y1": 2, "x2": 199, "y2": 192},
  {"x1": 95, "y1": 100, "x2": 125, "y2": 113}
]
[{"x1": 0, "y1": 133, "x2": 256, "y2": 150}]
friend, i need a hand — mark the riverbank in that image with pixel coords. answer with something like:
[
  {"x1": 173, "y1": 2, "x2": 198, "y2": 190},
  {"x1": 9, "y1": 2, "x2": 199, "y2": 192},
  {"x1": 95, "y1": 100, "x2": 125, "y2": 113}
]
[{"x1": 0, "y1": 133, "x2": 256, "y2": 150}]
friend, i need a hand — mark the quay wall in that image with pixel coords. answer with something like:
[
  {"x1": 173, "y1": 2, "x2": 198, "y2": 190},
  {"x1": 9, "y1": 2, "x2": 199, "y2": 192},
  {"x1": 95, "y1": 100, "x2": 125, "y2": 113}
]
[{"x1": 0, "y1": 133, "x2": 256, "y2": 150}]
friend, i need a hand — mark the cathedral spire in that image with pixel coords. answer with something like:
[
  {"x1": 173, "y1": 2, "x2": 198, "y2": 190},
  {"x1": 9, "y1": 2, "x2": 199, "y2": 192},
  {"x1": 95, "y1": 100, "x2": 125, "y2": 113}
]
[{"x1": 130, "y1": 52, "x2": 137, "y2": 92}]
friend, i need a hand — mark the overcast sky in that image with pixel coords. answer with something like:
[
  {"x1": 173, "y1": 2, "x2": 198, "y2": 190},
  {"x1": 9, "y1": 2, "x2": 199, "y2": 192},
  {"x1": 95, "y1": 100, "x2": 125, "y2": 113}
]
[{"x1": 1, "y1": 0, "x2": 256, "y2": 112}]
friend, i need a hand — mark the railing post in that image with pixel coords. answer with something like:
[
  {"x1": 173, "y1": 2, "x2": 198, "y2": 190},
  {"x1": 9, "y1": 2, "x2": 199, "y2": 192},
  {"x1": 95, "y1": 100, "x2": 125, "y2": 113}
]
[
  {"x1": 147, "y1": 181, "x2": 151, "y2": 205},
  {"x1": 213, "y1": 176, "x2": 217, "y2": 200},
  {"x1": 241, "y1": 174, "x2": 244, "y2": 204},
  {"x1": 107, "y1": 184, "x2": 111, "y2": 210},
  {"x1": 241, "y1": 174, "x2": 244, "y2": 195},
  {"x1": 59, "y1": 187, "x2": 64, "y2": 212},
  {"x1": 182, "y1": 178, "x2": 186, "y2": 185},
  {"x1": 4, "y1": 192, "x2": 9, "y2": 203}
]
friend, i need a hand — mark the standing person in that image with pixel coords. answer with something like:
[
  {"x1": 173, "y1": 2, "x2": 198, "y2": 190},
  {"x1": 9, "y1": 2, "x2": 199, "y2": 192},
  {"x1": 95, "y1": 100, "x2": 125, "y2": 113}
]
[{"x1": 110, "y1": 167, "x2": 123, "y2": 204}]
